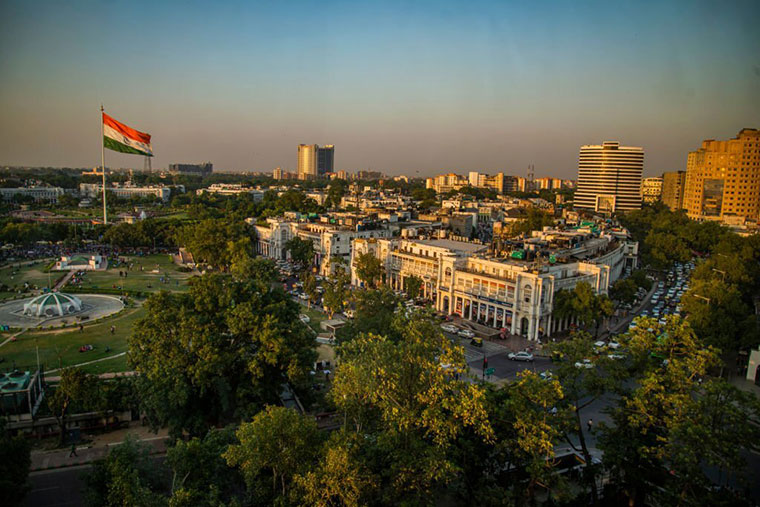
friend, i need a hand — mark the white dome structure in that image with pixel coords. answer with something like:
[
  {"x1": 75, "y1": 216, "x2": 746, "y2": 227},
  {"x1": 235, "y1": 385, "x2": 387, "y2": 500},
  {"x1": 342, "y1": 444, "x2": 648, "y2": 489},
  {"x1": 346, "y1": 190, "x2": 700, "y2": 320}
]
[{"x1": 23, "y1": 292, "x2": 83, "y2": 317}]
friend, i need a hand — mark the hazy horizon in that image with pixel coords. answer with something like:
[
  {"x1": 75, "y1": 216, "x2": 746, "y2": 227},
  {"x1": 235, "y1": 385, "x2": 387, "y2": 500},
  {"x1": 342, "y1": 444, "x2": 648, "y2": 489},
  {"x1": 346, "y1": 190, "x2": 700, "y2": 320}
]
[{"x1": 1, "y1": 0, "x2": 758, "y2": 178}]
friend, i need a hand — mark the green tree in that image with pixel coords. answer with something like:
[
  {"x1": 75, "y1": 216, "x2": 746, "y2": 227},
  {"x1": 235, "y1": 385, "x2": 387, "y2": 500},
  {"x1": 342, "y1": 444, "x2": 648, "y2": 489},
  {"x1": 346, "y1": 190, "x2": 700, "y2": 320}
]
[
  {"x1": 301, "y1": 272, "x2": 319, "y2": 309},
  {"x1": 48, "y1": 367, "x2": 99, "y2": 446},
  {"x1": 330, "y1": 315, "x2": 493, "y2": 503},
  {"x1": 84, "y1": 436, "x2": 167, "y2": 507},
  {"x1": 554, "y1": 282, "x2": 614, "y2": 337},
  {"x1": 224, "y1": 406, "x2": 323, "y2": 502},
  {"x1": 503, "y1": 371, "x2": 569, "y2": 505},
  {"x1": 354, "y1": 252, "x2": 383, "y2": 288},
  {"x1": 0, "y1": 419, "x2": 31, "y2": 506},
  {"x1": 322, "y1": 271, "x2": 349, "y2": 318},
  {"x1": 166, "y1": 428, "x2": 242, "y2": 505},
  {"x1": 548, "y1": 332, "x2": 620, "y2": 502},
  {"x1": 177, "y1": 219, "x2": 254, "y2": 271},
  {"x1": 681, "y1": 278, "x2": 759, "y2": 351},
  {"x1": 293, "y1": 433, "x2": 377, "y2": 507},
  {"x1": 129, "y1": 272, "x2": 315, "y2": 437},
  {"x1": 610, "y1": 278, "x2": 637, "y2": 305},
  {"x1": 597, "y1": 316, "x2": 737, "y2": 506},
  {"x1": 336, "y1": 287, "x2": 400, "y2": 343},
  {"x1": 286, "y1": 237, "x2": 315, "y2": 272},
  {"x1": 404, "y1": 275, "x2": 423, "y2": 300}
]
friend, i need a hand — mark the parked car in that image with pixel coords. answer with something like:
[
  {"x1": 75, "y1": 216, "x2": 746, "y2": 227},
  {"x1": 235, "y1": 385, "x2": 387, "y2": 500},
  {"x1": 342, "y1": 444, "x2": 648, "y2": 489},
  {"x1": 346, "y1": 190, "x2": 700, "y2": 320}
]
[
  {"x1": 441, "y1": 324, "x2": 459, "y2": 334},
  {"x1": 458, "y1": 329, "x2": 475, "y2": 339},
  {"x1": 299, "y1": 293, "x2": 310, "y2": 301},
  {"x1": 574, "y1": 359, "x2": 594, "y2": 369},
  {"x1": 508, "y1": 351, "x2": 534, "y2": 362},
  {"x1": 299, "y1": 314, "x2": 310, "y2": 324}
]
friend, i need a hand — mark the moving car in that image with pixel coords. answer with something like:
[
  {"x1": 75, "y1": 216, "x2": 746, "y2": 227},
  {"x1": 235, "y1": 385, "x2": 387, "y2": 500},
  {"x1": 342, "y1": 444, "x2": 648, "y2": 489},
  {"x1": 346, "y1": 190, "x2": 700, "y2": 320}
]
[
  {"x1": 508, "y1": 351, "x2": 534, "y2": 362},
  {"x1": 458, "y1": 329, "x2": 475, "y2": 338},
  {"x1": 441, "y1": 324, "x2": 458, "y2": 334}
]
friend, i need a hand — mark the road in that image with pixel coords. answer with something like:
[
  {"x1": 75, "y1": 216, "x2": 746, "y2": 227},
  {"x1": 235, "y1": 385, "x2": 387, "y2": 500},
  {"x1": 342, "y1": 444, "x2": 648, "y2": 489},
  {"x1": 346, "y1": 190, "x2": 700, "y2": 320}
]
[{"x1": 25, "y1": 466, "x2": 89, "y2": 507}]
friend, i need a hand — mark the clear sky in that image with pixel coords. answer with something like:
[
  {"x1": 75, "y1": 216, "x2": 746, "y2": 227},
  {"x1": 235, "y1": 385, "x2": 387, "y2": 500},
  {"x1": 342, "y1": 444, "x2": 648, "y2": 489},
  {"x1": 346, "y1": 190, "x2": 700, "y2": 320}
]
[{"x1": 1, "y1": 0, "x2": 758, "y2": 178}]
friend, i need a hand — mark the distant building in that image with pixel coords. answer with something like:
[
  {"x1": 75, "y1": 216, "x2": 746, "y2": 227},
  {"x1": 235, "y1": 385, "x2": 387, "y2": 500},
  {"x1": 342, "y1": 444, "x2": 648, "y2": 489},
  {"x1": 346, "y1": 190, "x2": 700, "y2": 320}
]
[
  {"x1": 272, "y1": 167, "x2": 283, "y2": 180},
  {"x1": 574, "y1": 141, "x2": 643, "y2": 213},
  {"x1": 641, "y1": 176, "x2": 663, "y2": 204},
  {"x1": 169, "y1": 162, "x2": 213, "y2": 177},
  {"x1": 0, "y1": 186, "x2": 64, "y2": 203},
  {"x1": 298, "y1": 144, "x2": 333, "y2": 180},
  {"x1": 80, "y1": 183, "x2": 170, "y2": 202},
  {"x1": 683, "y1": 128, "x2": 760, "y2": 224},
  {"x1": 661, "y1": 171, "x2": 686, "y2": 210},
  {"x1": 196, "y1": 184, "x2": 264, "y2": 201},
  {"x1": 317, "y1": 145, "x2": 334, "y2": 176},
  {"x1": 427, "y1": 172, "x2": 506, "y2": 194}
]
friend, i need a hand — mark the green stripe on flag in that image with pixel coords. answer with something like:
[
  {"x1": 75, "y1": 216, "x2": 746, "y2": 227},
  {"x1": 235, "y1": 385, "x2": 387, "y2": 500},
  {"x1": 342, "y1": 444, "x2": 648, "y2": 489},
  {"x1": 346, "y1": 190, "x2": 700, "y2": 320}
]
[{"x1": 103, "y1": 136, "x2": 152, "y2": 156}]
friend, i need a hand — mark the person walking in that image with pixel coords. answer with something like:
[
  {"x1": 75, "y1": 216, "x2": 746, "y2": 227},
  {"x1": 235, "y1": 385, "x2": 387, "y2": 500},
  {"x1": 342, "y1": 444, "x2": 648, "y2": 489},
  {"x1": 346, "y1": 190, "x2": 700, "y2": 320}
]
[
  {"x1": 69, "y1": 442, "x2": 78, "y2": 458},
  {"x1": 110, "y1": 325, "x2": 115, "y2": 335},
  {"x1": 587, "y1": 418, "x2": 593, "y2": 433}
]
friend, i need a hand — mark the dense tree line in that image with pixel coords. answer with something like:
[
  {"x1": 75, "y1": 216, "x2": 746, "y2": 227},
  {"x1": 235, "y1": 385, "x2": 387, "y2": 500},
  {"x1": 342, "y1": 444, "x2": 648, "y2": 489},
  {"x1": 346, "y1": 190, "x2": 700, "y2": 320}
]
[{"x1": 621, "y1": 204, "x2": 760, "y2": 353}]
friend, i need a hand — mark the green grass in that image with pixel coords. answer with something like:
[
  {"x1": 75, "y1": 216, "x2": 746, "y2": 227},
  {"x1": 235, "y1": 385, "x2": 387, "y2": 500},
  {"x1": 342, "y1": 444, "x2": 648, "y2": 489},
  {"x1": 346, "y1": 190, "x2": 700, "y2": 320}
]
[
  {"x1": 79, "y1": 354, "x2": 130, "y2": 375},
  {"x1": 0, "y1": 261, "x2": 56, "y2": 299},
  {"x1": 0, "y1": 306, "x2": 145, "y2": 372},
  {"x1": 300, "y1": 306, "x2": 328, "y2": 334},
  {"x1": 64, "y1": 254, "x2": 194, "y2": 294}
]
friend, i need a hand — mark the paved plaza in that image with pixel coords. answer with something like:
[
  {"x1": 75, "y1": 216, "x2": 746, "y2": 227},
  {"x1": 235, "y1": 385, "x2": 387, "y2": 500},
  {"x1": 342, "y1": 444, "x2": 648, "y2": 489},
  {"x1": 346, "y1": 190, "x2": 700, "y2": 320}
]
[{"x1": 0, "y1": 294, "x2": 124, "y2": 329}]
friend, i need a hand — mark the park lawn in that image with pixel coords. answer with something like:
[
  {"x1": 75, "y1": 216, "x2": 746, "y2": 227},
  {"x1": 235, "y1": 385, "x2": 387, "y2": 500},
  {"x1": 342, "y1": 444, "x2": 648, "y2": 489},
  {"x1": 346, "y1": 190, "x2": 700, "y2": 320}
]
[
  {"x1": 300, "y1": 306, "x2": 328, "y2": 334},
  {"x1": 0, "y1": 261, "x2": 55, "y2": 295},
  {"x1": 0, "y1": 306, "x2": 145, "y2": 372},
  {"x1": 79, "y1": 354, "x2": 131, "y2": 375},
  {"x1": 65, "y1": 254, "x2": 194, "y2": 294}
]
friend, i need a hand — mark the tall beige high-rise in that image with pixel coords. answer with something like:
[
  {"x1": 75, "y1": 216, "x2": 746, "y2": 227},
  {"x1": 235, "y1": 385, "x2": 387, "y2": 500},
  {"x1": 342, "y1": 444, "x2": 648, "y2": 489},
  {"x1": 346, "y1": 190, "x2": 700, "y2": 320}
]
[
  {"x1": 297, "y1": 144, "x2": 317, "y2": 180},
  {"x1": 661, "y1": 171, "x2": 686, "y2": 210},
  {"x1": 683, "y1": 128, "x2": 760, "y2": 223}
]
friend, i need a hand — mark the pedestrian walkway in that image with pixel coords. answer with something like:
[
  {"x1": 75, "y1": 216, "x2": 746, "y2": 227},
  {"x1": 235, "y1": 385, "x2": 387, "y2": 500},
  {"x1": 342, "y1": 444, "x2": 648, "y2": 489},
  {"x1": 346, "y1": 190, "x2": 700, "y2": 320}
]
[{"x1": 30, "y1": 424, "x2": 169, "y2": 471}]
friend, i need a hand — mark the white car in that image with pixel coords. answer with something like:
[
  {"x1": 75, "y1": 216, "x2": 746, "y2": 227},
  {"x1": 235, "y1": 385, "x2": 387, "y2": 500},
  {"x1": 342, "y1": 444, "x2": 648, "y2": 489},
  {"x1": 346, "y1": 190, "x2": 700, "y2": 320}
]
[
  {"x1": 607, "y1": 341, "x2": 621, "y2": 350},
  {"x1": 298, "y1": 293, "x2": 310, "y2": 301},
  {"x1": 574, "y1": 359, "x2": 594, "y2": 369},
  {"x1": 508, "y1": 351, "x2": 534, "y2": 362},
  {"x1": 343, "y1": 310, "x2": 355, "y2": 319},
  {"x1": 458, "y1": 329, "x2": 475, "y2": 339},
  {"x1": 299, "y1": 314, "x2": 310, "y2": 324},
  {"x1": 607, "y1": 353, "x2": 625, "y2": 360},
  {"x1": 593, "y1": 341, "x2": 606, "y2": 349},
  {"x1": 441, "y1": 324, "x2": 458, "y2": 334}
]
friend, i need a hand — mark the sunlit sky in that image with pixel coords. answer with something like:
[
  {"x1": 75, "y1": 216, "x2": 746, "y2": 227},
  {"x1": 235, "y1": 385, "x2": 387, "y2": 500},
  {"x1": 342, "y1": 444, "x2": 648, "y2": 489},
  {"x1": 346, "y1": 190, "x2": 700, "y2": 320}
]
[{"x1": 1, "y1": 0, "x2": 758, "y2": 177}]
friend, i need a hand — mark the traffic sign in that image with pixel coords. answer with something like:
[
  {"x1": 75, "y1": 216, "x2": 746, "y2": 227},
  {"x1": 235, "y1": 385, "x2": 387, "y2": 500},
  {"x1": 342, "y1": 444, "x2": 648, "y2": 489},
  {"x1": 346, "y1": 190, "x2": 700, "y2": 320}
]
[{"x1": 484, "y1": 367, "x2": 495, "y2": 376}]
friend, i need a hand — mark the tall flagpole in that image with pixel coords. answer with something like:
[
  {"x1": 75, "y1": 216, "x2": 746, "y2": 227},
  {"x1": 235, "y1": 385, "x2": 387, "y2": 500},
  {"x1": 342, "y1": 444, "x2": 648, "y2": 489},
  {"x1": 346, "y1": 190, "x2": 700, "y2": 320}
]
[{"x1": 101, "y1": 105, "x2": 107, "y2": 225}]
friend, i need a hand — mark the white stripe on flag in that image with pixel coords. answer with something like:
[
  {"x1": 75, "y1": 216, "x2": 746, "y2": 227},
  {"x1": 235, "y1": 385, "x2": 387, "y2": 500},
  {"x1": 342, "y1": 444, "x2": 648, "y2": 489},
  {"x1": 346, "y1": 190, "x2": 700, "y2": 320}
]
[{"x1": 104, "y1": 124, "x2": 153, "y2": 155}]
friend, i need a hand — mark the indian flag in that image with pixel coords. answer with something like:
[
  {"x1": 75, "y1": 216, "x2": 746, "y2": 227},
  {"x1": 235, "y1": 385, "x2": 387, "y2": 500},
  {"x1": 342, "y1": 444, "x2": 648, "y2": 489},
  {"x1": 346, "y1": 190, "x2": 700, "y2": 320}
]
[{"x1": 103, "y1": 113, "x2": 153, "y2": 157}]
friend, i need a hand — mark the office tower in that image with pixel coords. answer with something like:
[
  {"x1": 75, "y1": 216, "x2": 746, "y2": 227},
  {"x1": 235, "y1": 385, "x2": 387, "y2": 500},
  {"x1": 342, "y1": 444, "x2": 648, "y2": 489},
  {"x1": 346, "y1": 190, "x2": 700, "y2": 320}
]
[
  {"x1": 574, "y1": 141, "x2": 644, "y2": 213},
  {"x1": 661, "y1": 171, "x2": 686, "y2": 210},
  {"x1": 298, "y1": 144, "x2": 317, "y2": 180},
  {"x1": 683, "y1": 128, "x2": 760, "y2": 223},
  {"x1": 298, "y1": 144, "x2": 334, "y2": 179},
  {"x1": 641, "y1": 176, "x2": 663, "y2": 204},
  {"x1": 169, "y1": 162, "x2": 213, "y2": 177},
  {"x1": 273, "y1": 167, "x2": 283, "y2": 180},
  {"x1": 317, "y1": 145, "x2": 334, "y2": 175},
  {"x1": 468, "y1": 171, "x2": 480, "y2": 187}
]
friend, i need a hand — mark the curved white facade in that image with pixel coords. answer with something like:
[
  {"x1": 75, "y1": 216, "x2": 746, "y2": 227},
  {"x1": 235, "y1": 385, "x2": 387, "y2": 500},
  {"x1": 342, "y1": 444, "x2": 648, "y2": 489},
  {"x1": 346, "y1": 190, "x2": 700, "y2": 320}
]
[{"x1": 23, "y1": 292, "x2": 83, "y2": 317}]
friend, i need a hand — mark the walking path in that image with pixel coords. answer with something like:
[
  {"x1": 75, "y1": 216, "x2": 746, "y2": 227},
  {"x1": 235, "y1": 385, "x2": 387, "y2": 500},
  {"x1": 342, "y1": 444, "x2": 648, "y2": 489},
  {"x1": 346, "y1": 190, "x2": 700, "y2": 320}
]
[
  {"x1": 30, "y1": 424, "x2": 169, "y2": 472},
  {"x1": 53, "y1": 271, "x2": 74, "y2": 290}
]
